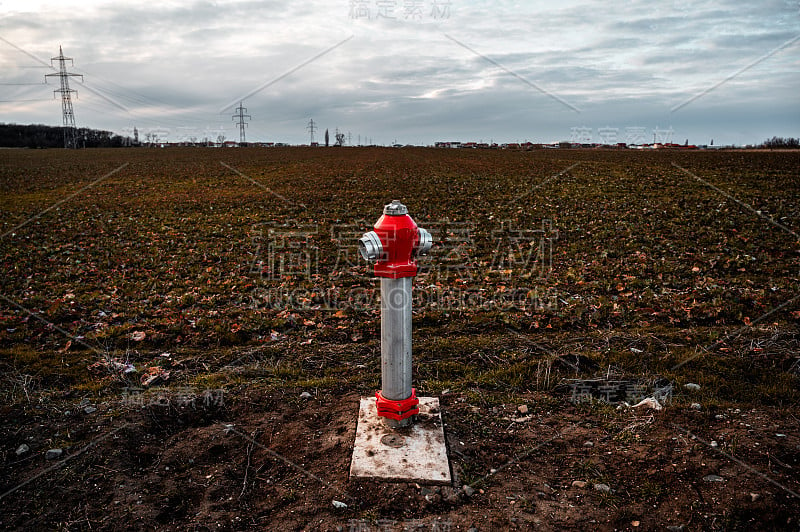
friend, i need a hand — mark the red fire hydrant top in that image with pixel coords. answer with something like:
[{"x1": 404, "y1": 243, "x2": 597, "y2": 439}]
[{"x1": 359, "y1": 200, "x2": 432, "y2": 279}]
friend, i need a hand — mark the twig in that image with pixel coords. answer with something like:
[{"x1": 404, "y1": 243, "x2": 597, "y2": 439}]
[{"x1": 240, "y1": 439, "x2": 254, "y2": 499}]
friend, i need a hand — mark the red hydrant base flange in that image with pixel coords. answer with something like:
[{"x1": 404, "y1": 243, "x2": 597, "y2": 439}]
[{"x1": 375, "y1": 388, "x2": 420, "y2": 421}]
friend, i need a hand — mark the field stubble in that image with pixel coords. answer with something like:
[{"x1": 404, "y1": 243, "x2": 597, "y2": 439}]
[{"x1": 0, "y1": 147, "x2": 798, "y2": 530}]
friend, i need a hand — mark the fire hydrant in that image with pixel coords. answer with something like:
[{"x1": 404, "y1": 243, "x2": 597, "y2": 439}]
[{"x1": 359, "y1": 200, "x2": 431, "y2": 427}]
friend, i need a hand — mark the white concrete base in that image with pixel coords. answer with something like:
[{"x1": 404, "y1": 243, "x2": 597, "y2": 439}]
[{"x1": 349, "y1": 397, "x2": 451, "y2": 484}]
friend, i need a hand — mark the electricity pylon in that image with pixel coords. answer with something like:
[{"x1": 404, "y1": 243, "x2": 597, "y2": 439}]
[
  {"x1": 233, "y1": 102, "x2": 251, "y2": 145},
  {"x1": 45, "y1": 46, "x2": 83, "y2": 149},
  {"x1": 306, "y1": 118, "x2": 317, "y2": 144}
]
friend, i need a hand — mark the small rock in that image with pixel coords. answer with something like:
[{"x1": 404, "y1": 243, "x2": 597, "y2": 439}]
[
  {"x1": 517, "y1": 405, "x2": 529, "y2": 415},
  {"x1": 703, "y1": 474, "x2": 724, "y2": 482},
  {"x1": 750, "y1": 492, "x2": 761, "y2": 502},
  {"x1": 571, "y1": 480, "x2": 587, "y2": 488},
  {"x1": 710, "y1": 441, "x2": 718, "y2": 448},
  {"x1": 16, "y1": 444, "x2": 30, "y2": 456},
  {"x1": 690, "y1": 403, "x2": 702, "y2": 410},
  {"x1": 441, "y1": 486, "x2": 460, "y2": 504},
  {"x1": 775, "y1": 433, "x2": 786, "y2": 438},
  {"x1": 583, "y1": 441, "x2": 594, "y2": 448},
  {"x1": 632, "y1": 397, "x2": 662, "y2": 410},
  {"x1": 462, "y1": 484, "x2": 475, "y2": 497},
  {"x1": 684, "y1": 383, "x2": 701, "y2": 391},
  {"x1": 632, "y1": 521, "x2": 640, "y2": 527},
  {"x1": 84, "y1": 406, "x2": 97, "y2": 415},
  {"x1": 64, "y1": 411, "x2": 71, "y2": 416},
  {"x1": 299, "y1": 392, "x2": 312, "y2": 399},
  {"x1": 332, "y1": 500, "x2": 347, "y2": 509},
  {"x1": 46, "y1": 449, "x2": 63, "y2": 460},
  {"x1": 593, "y1": 483, "x2": 611, "y2": 493}
]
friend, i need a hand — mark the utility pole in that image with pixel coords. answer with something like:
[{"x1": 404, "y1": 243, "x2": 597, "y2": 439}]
[
  {"x1": 45, "y1": 46, "x2": 83, "y2": 149},
  {"x1": 348, "y1": 131, "x2": 352, "y2": 146},
  {"x1": 232, "y1": 102, "x2": 251, "y2": 145},
  {"x1": 306, "y1": 118, "x2": 317, "y2": 144}
]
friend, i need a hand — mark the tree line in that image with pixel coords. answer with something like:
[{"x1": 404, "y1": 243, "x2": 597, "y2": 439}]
[
  {"x1": 0, "y1": 123, "x2": 132, "y2": 148},
  {"x1": 760, "y1": 136, "x2": 799, "y2": 149}
]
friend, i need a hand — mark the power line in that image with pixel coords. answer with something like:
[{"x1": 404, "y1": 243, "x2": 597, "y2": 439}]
[
  {"x1": 232, "y1": 101, "x2": 251, "y2": 144},
  {"x1": 306, "y1": 118, "x2": 317, "y2": 144},
  {"x1": 44, "y1": 46, "x2": 82, "y2": 149}
]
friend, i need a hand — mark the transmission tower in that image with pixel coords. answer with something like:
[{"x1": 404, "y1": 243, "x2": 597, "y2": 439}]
[
  {"x1": 232, "y1": 102, "x2": 251, "y2": 145},
  {"x1": 45, "y1": 46, "x2": 83, "y2": 149},
  {"x1": 306, "y1": 118, "x2": 317, "y2": 144}
]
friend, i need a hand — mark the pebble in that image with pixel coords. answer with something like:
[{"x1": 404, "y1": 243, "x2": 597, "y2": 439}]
[
  {"x1": 690, "y1": 403, "x2": 702, "y2": 410},
  {"x1": 46, "y1": 449, "x2": 63, "y2": 460},
  {"x1": 462, "y1": 485, "x2": 475, "y2": 497},
  {"x1": 299, "y1": 392, "x2": 312, "y2": 399},
  {"x1": 710, "y1": 441, "x2": 718, "y2": 448},
  {"x1": 583, "y1": 441, "x2": 594, "y2": 448},
  {"x1": 517, "y1": 405, "x2": 529, "y2": 415},
  {"x1": 750, "y1": 492, "x2": 761, "y2": 502},
  {"x1": 703, "y1": 474, "x2": 724, "y2": 482},
  {"x1": 571, "y1": 480, "x2": 587, "y2": 488},
  {"x1": 84, "y1": 406, "x2": 97, "y2": 414},
  {"x1": 684, "y1": 383, "x2": 701, "y2": 391},
  {"x1": 593, "y1": 483, "x2": 611, "y2": 493},
  {"x1": 16, "y1": 444, "x2": 30, "y2": 456},
  {"x1": 332, "y1": 500, "x2": 347, "y2": 509}
]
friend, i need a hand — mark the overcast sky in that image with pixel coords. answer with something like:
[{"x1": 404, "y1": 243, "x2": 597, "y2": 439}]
[{"x1": 1, "y1": 0, "x2": 798, "y2": 145}]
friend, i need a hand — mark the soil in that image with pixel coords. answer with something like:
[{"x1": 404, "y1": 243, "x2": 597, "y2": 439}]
[{"x1": 1, "y1": 147, "x2": 799, "y2": 530}]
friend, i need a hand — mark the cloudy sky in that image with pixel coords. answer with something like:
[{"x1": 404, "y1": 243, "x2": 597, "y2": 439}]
[{"x1": 1, "y1": 0, "x2": 798, "y2": 145}]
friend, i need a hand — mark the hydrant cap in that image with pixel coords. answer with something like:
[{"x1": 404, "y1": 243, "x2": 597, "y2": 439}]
[{"x1": 383, "y1": 200, "x2": 408, "y2": 216}]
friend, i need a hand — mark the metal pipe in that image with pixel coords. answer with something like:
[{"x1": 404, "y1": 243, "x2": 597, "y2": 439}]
[{"x1": 380, "y1": 277, "x2": 413, "y2": 426}]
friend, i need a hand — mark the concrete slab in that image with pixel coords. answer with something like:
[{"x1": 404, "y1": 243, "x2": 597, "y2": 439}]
[{"x1": 350, "y1": 397, "x2": 451, "y2": 484}]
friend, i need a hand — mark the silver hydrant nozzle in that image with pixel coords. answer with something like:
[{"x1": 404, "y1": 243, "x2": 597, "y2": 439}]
[{"x1": 358, "y1": 231, "x2": 383, "y2": 262}]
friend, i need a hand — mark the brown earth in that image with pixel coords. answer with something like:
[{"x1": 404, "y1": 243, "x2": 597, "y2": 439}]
[{"x1": 1, "y1": 147, "x2": 799, "y2": 531}]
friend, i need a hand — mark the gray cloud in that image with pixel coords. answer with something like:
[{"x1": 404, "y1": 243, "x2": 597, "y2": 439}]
[{"x1": 0, "y1": 0, "x2": 797, "y2": 145}]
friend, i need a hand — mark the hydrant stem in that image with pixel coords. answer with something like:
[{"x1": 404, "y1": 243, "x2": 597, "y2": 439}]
[{"x1": 380, "y1": 277, "x2": 413, "y2": 402}]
